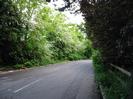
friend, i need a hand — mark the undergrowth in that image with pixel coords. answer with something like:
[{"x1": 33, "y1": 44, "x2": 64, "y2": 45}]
[{"x1": 93, "y1": 50, "x2": 133, "y2": 99}]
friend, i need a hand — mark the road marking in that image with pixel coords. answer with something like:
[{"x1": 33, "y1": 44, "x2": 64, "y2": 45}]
[{"x1": 13, "y1": 79, "x2": 42, "y2": 93}]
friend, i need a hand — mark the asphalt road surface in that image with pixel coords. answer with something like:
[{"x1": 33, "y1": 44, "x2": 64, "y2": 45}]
[{"x1": 0, "y1": 60, "x2": 100, "y2": 99}]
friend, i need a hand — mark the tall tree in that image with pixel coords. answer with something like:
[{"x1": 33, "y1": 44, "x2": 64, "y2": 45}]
[
  {"x1": 0, "y1": 0, "x2": 25, "y2": 64},
  {"x1": 80, "y1": 0, "x2": 133, "y2": 67}
]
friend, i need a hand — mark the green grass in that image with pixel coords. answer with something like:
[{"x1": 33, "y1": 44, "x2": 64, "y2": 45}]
[{"x1": 93, "y1": 50, "x2": 133, "y2": 99}]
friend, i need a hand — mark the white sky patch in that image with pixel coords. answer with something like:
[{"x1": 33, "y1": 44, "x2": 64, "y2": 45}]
[
  {"x1": 48, "y1": 0, "x2": 84, "y2": 24},
  {"x1": 63, "y1": 11, "x2": 84, "y2": 24},
  {"x1": 48, "y1": 0, "x2": 65, "y2": 8}
]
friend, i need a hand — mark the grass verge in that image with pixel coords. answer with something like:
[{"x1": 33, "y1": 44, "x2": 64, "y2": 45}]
[{"x1": 93, "y1": 50, "x2": 133, "y2": 99}]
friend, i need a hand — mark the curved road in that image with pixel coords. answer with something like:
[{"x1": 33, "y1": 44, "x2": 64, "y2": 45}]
[{"x1": 0, "y1": 60, "x2": 99, "y2": 99}]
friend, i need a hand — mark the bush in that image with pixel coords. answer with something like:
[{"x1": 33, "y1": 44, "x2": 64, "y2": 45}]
[
  {"x1": 24, "y1": 61, "x2": 34, "y2": 68},
  {"x1": 68, "y1": 53, "x2": 83, "y2": 61},
  {"x1": 13, "y1": 64, "x2": 24, "y2": 69},
  {"x1": 81, "y1": 0, "x2": 133, "y2": 68},
  {"x1": 93, "y1": 50, "x2": 133, "y2": 99}
]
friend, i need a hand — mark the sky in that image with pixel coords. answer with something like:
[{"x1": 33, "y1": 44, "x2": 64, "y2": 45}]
[{"x1": 48, "y1": 0, "x2": 84, "y2": 24}]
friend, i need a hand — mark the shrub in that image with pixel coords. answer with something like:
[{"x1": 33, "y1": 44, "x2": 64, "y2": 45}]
[
  {"x1": 93, "y1": 50, "x2": 133, "y2": 99},
  {"x1": 81, "y1": 0, "x2": 133, "y2": 68},
  {"x1": 13, "y1": 64, "x2": 24, "y2": 69}
]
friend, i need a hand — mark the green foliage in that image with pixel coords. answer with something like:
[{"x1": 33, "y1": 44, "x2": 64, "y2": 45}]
[
  {"x1": 81, "y1": 0, "x2": 133, "y2": 67},
  {"x1": 80, "y1": 1, "x2": 133, "y2": 98},
  {"x1": 34, "y1": 7, "x2": 92, "y2": 62},
  {"x1": 13, "y1": 64, "x2": 24, "y2": 69},
  {"x1": 93, "y1": 50, "x2": 133, "y2": 99},
  {"x1": 0, "y1": 0, "x2": 92, "y2": 68},
  {"x1": 83, "y1": 40, "x2": 93, "y2": 58},
  {"x1": 24, "y1": 61, "x2": 34, "y2": 68},
  {"x1": 0, "y1": 0, "x2": 26, "y2": 64}
]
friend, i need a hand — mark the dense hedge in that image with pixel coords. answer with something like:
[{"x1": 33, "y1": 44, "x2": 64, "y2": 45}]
[
  {"x1": 80, "y1": 0, "x2": 133, "y2": 68},
  {"x1": 79, "y1": 1, "x2": 133, "y2": 98}
]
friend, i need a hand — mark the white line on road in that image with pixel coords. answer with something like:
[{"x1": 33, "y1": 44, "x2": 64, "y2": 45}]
[{"x1": 13, "y1": 79, "x2": 42, "y2": 93}]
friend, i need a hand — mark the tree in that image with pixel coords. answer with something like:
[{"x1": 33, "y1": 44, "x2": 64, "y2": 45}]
[
  {"x1": 80, "y1": 0, "x2": 133, "y2": 67},
  {"x1": 0, "y1": 0, "x2": 25, "y2": 64},
  {"x1": 0, "y1": 0, "x2": 92, "y2": 67}
]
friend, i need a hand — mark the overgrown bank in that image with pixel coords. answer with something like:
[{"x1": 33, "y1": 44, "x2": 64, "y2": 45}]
[
  {"x1": 93, "y1": 50, "x2": 133, "y2": 99},
  {"x1": 0, "y1": 0, "x2": 92, "y2": 69}
]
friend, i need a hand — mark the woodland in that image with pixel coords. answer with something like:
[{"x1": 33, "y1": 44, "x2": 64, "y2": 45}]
[{"x1": 0, "y1": 0, "x2": 133, "y2": 98}]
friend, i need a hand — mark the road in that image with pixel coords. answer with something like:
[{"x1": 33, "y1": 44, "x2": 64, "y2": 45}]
[{"x1": 0, "y1": 60, "x2": 100, "y2": 99}]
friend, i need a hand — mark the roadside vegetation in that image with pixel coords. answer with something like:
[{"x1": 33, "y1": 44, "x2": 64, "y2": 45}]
[
  {"x1": 0, "y1": 0, "x2": 92, "y2": 69},
  {"x1": 93, "y1": 50, "x2": 133, "y2": 99},
  {"x1": 80, "y1": 0, "x2": 133, "y2": 98},
  {"x1": 1, "y1": 0, "x2": 133, "y2": 98}
]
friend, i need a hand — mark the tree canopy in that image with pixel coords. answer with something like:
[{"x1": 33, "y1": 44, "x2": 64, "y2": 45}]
[
  {"x1": 80, "y1": 0, "x2": 133, "y2": 67},
  {"x1": 0, "y1": 0, "x2": 92, "y2": 68}
]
